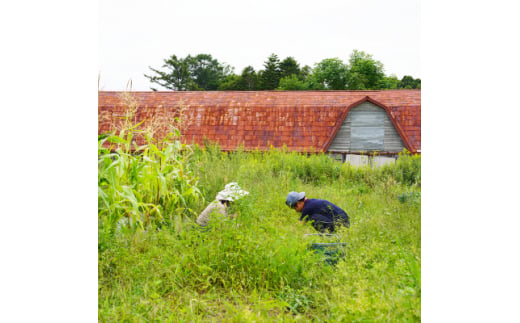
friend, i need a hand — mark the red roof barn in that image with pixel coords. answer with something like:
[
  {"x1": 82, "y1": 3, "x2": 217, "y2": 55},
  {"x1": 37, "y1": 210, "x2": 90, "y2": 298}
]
[{"x1": 98, "y1": 90, "x2": 420, "y2": 157}]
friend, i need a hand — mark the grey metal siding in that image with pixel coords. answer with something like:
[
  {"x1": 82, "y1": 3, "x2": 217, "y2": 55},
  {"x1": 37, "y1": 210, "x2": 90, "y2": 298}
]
[
  {"x1": 328, "y1": 102, "x2": 405, "y2": 153},
  {"x1": 350, "y1": 106, "x2": 385, "y2": 150},
  {"x1": 384, "y1": 117, "x2": 405, "y2": 151},
  {"x1": 328, "y1": 117, "x2": 351, "y2": 151}
]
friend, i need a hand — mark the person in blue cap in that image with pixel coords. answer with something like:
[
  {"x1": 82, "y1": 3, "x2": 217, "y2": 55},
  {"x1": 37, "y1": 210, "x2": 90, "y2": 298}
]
[{"x1": 285, "y1": 191, "x2": 349, "y2": 233}]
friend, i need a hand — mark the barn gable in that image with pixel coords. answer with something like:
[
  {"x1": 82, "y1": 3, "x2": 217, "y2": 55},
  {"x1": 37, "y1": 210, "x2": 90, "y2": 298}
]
[{"x1": 327, "y1": 99, "x2": 407, "y2": 154}]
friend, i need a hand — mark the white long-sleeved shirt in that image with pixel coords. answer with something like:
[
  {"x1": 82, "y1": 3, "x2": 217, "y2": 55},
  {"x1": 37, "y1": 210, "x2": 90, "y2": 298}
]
[{"x1": 196, "y1": 200, "x2": 228, "y2": 226}]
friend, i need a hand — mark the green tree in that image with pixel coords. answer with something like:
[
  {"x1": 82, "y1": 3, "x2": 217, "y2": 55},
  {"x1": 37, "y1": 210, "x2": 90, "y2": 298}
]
[
  {"x1": 279, "y1": 57, "x2": 301, "y2": 79},
  {"x1": 346, "y1": 50, "x2": 385, "y2": 90},
  {"x1": 382, "y1": 74, "x2": 400, "y2": 89},
  {"x1": 186, "y1": 54, "x2": 230, "y2": 90},
  {"x1": 259, "y1": 53, "x2": 281, "y2": 90},
  {"x1": 217, "y1": 74, "x2": 245, "y2": 90},
  {"x1": 398, "y1": 75, "x2": 421, "y2": 89},
  {"x1": 240, "y1": 66, "x2": 258, "y2": 90},
  {"x1": 145, "y1": 54, "x2": 192, "y2": 91},
  {"x1": 308, "y1": 58, "x2": 348, "y2": 90},
  {"x1": 145, "y1": 53, "x2": 230, "y2": 91},
  {"x1": 299, "y1": 65, "x2": 312, "y2": 81},
  {"x1": 278, "y1": 75, "x2": 309, "y2": 90}
]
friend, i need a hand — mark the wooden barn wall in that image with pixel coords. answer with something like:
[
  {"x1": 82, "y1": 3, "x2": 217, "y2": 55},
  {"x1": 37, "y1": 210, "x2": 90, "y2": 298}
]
[{"x1": 328, "y1": 102, "x2": 405, "y2": 153}]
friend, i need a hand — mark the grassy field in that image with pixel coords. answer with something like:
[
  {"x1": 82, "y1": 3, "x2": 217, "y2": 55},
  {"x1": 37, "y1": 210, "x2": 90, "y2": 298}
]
[{"x1": 98, "y1": 117, "x2": 421, "y2": 322}]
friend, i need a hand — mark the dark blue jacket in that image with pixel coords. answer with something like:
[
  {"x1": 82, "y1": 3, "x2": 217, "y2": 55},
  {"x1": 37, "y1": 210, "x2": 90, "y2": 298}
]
[{"x1": 300, "y1": 199, "x2": 349, "y2": 232}]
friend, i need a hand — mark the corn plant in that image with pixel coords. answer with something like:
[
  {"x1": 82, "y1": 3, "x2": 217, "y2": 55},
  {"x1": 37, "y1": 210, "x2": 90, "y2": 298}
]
[{"x1": 98, "y1": 92, "x2": 202, "y2": 239}]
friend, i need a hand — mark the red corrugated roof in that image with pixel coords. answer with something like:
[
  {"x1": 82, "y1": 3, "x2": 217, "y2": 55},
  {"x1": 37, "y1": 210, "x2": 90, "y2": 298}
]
[{"x1": 98, "y1": 90, "x2": 421, "y2": 153}]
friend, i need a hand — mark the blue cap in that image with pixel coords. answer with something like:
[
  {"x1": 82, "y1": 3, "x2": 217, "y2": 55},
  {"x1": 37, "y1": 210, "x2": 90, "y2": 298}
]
[{"x1": 286, "y1": 191, "x2": 305, "y2": 207}]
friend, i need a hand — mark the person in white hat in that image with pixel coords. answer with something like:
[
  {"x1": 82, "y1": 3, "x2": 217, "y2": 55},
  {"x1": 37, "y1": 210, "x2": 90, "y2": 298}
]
[{"x1": 196, "y1": 182, "x2": 249, "y2": 227}]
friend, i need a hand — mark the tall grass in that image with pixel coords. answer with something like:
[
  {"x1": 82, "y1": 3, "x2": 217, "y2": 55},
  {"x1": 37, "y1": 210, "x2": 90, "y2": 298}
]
[{"x1": 98, "y1": 96, "x2": 420, "y2": 321}]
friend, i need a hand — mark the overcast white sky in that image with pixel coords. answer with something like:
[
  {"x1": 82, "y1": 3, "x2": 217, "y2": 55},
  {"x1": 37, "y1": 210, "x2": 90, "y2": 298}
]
[{"x1": 99, "y1": 0, "x2": 420, "y2": 91}]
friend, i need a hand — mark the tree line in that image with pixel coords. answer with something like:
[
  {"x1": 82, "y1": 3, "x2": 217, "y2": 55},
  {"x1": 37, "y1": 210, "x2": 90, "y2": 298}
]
[{"x1": 144, "y1": 50, "x2": 420, "y2": 91}]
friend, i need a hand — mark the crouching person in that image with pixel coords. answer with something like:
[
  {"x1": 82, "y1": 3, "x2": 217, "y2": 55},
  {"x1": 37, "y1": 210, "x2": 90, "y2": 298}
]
[
  {"x1": 196, "y1": 182, "x2": 249, "y2": 227},
  {"x1": 285, "y1": 191, "x2": 349, "y2": 233}
]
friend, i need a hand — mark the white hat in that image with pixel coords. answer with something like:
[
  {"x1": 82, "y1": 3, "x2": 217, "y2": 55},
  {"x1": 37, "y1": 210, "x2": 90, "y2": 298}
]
[{"x1": 216, "y1": 182, "x2": 249, "y2": 201}]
